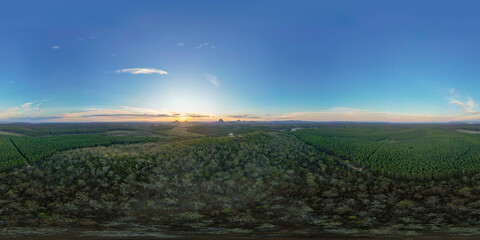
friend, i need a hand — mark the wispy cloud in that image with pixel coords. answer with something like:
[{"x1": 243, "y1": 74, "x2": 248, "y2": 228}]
[
  {"x1": 195, "y1": 43, "x2": 215, "y2": 49},
  {"x1": 116, "y1": 68, "x2": 168, "y2": 75},
  {"x1": 449, "y1": 98, "x2": 477, "y2": 114},
  {"x1": 448, "y1": 89, "x2": 478, "y2": 114},
  {"x1": 51, "y1": 46, "x2": 60, "y2": 50},
  {"x1": 78, "y1": 36, "x2": 97, "y2": 41},
  {"x1": 89, "y1": 113, "x2": 171, "y2": 117},
  {"x1": 196, "y1": 42, "x2": 210, "y2": 49},
  {"x1": 48, "y1": 107, "x2": 215, "y2": 122},
  {"x1": 177, "y1": 42, "x2": 185, "y2": 46},
  {"x1": 205, "y1": 74, "x2": 218, "y2": 87},
  {"x1": 187, "y1": 113, "x2": 210, "y2": 118},
  {"x1": 228, "y1": 114, "x2": 261, "y2": 119},
  {"x1": 20, "y1": 102, "x2": 42, "y2": 111},
  {"x1": 0, "y1": 101, "x2": 43, "y2": 121}
]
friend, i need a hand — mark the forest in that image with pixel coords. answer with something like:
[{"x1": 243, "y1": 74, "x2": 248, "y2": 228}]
[
  {"x1": 0, "y1": 122, "x2": 480, "y2": 237},
  {"x1": 294, "y1": 124, "x2": 480, "y2": 179}
]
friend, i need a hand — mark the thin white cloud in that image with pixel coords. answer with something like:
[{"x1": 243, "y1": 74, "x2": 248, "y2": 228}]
[
  {"x1": 177, "y1": 42, "x2": 185, "y2": 46},
  {"x1": 196, "y1": 43, "x2": 210, "y2": 49},
  {"x1": 121, "y1": 106, "x2": 168, "y2": 115},
  {"x1": 21, "y1": 102, "x2": 33, "y2": 109},
  {"x1": 51, "y1": 107, "x2": 215, "y2": 122},
  {"x1": 448, "y1": 89, "x2": 478, "y2": 114},
  {"x1": 205, "y1": 74, "x2": 218, "y2": 87},
  {"x1": 449, "y1": 98, "x2": 477, "y2": 114},
  {"x1": 51, "y1": 46, "x2": 60, "y2": 49},
  {"x1": 116, "y1": 68, "x2": 168, "y2": 75},
  {"x1": 0, "y1": 102, "x2": 42, "y2": 120}
]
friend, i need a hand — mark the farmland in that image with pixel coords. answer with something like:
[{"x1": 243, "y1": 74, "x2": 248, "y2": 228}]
[
  {"x1": 294, "y1": 123, "x2": 480, "y2": 179},
  {"x1": 0, "y1": 123, "x2": 161, "y2": 170},
  {"x1": 10, "y1": 135, "x2": 156, "y2": 164}
]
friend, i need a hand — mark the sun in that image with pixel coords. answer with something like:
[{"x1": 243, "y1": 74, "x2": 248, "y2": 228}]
[{"x1": 179, "y1": 116, "x2": 187, "y2": 121}]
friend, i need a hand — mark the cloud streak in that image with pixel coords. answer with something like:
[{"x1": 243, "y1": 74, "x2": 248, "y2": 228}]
[
  {"x1": 228, "y1": 114, "x2": 261, "y2": 119},
  {"x1": 448, "y1": 89, "x2": 478, "y2": 114},
  {"x1": 116, "y1": 68, "x2": 168, "y2": 75},
  {"x1": 449, "y1": 98, "x2": 477, "y2": 113},
  {"x1": 0, "y1": 102, "x2": 43, "y2": 121},
  {"x1": 187, "y1": 113, "x2": 210, "y2": 118},
  {"x1": 205, "y1": 74, "x2": 218, "y2": 87},
  {"x1": 48, "y1": 107, "x2": 215, "y2": 122}
]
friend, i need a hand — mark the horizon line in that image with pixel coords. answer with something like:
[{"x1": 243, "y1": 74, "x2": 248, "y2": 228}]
[{"x1": 0, "y1": 120, "x2": 476, "y2": 124}]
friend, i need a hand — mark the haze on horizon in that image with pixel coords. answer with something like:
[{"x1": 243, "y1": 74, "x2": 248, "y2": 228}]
[{"x1": 2, "y1": 0, "x2": 480, "y2": 123}]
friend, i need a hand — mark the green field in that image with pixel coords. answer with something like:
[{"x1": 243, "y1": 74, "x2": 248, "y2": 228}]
[
  {"x1": 0, "y1": 136, "x2": 27, "y2": 170},
  {"x1": 0, "y1": 122, "x2": 174, "y2": 137},
  {"x1": 294, "y1": 124, "x2": 480, "y2": 179},
  {"x1": 0, "y1": 123, "x2": 163, "y2": 170},
  {"x1": 10, "y1": 135, "x2": 155, "y2": 164}
]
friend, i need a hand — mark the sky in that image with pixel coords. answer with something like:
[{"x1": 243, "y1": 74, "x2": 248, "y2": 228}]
[{"x1": 1, "y1": 0, "x2": 480, "y2": 122}]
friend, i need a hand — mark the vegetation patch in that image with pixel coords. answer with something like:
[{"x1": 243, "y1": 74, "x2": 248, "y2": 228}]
[
  {"x1": 294, "y1": 124, "x2": 480, "y2": 179},
  {"x1": 8, "y1": 135, "x2": 156, "y2": 165},
  {"x1": 0, "y1": 136, "x2": 27, "y2": 170}
]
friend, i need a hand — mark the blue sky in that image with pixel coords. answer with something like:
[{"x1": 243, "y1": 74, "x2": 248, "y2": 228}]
[{"x1": 1, "y1": 0, "x2": 480, "y2": 122}]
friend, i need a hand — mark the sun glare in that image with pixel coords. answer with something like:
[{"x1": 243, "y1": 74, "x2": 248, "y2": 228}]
[{"x1": 179, "y1": 116, "x2": 187, "y2": 121}]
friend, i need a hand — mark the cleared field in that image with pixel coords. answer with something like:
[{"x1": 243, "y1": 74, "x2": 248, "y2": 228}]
[{"x1": 294, "y1": 124, "x2": 480, "y2": 179}]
